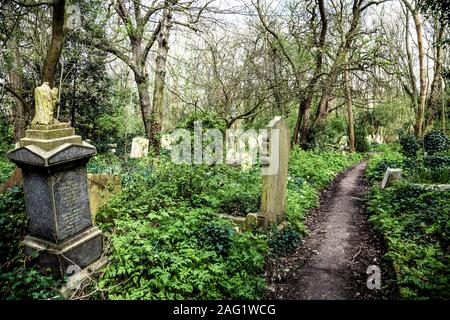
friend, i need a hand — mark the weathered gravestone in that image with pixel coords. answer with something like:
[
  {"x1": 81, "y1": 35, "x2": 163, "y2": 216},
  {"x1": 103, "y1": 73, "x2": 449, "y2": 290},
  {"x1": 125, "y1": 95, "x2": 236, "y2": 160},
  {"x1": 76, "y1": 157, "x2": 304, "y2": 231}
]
[
  {"x1": 7, "y1": 83, "x2": 105, "y2": 281},
  {"x1": 88, "y1": 173, "x2": 121, "y2": 219},
  {"x1": 260, "y1": 116, "x2": 290, "y2": 226},
  {"x1": 381, "y1": 168, "x2": 402, "y2": 189},
  {"x1": 130, "y1": 137, "x2": 149, "y2": 158}
]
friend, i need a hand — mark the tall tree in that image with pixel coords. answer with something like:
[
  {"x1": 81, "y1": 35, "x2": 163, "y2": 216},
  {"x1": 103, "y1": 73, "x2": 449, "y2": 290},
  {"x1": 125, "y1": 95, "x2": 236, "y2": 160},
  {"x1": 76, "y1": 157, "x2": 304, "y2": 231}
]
[{"x1": 402, "y1": 0, "x2": 427, "y2": 136}]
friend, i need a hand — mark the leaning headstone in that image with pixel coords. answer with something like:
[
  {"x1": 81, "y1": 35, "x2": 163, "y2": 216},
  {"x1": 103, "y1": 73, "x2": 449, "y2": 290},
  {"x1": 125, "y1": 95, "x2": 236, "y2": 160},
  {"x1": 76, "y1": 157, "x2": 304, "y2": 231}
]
[
  {"x1": 88, "y1": 174, "x2": 121, "y2": 219},
  {"x1": 260, "y1": 117, "x2": 290, "y2": 226},
  {"x1": 7, "y1": 83, "x2": 105, "y2": 281},
  {"x1": 381, "y1": 168, "x2": 402, "y2": 189},
  {"x1": 130, "y1": 137, "x2": 149, "y2": 158}
]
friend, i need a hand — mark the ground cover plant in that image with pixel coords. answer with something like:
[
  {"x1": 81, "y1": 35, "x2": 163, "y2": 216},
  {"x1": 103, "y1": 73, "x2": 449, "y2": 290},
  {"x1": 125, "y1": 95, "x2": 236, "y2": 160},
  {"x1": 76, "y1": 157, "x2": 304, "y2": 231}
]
[
  {"x1": 366, "y1": 135, "x2": 450, "y2": 299},
  {"x1": 86, "y1": 149, "x2": 362, "y2": 300}
]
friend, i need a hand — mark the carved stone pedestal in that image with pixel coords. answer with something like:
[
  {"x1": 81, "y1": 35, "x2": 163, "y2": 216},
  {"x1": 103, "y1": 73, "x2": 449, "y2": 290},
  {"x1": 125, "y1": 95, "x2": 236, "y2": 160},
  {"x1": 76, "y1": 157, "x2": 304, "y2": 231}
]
[{"x1": 7, "y1": 123, "x2": 105, "y2": 279}]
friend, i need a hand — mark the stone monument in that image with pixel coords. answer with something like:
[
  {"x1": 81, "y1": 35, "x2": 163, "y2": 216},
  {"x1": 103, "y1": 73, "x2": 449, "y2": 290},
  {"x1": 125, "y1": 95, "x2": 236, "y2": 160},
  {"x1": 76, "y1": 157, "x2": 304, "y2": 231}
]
[
  {"x1": 260, "y1": 117, "x2": 290, "y2": 226},
  {"x1": 130, "y1": 137, "x2": 149, "y2": 158},
  {"x1": 7, "y1": 83, "x2": 105, "y2": 281},
  {"x1": 381, "y1": 168, "x2": 402, "y2": 189}
]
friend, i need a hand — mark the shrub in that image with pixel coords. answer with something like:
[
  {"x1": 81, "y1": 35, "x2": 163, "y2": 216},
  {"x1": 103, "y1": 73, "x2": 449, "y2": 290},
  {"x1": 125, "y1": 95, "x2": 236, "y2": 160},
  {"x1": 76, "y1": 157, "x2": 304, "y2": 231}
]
[
  {"x1": 0, "y1": 187, "x2": 27, "y2": 265},
  {"x1": 399, "y1": 132, "x2": 421, "y2": 158},
  {"x1": 423, "y1": 130, "x2": 449, "y2": 156},
  {"x1": 365, "y1": 147, "x2": 404, "y2": 183},
  {"x1": 0, "y1": 187, "x2": 61, "y2": 300},
  {"x1": 198, "y1": 222, "x2": 236, "y2": 257},
  {"x1": 269, "y1": 225, "x2": 301, "y2": 256},
  {"x1": 367, "y1": 183, "x2": 450, "y2": 299},
  {"x1": 98, "y1": 207, "x2": 268, "y2": 300}
]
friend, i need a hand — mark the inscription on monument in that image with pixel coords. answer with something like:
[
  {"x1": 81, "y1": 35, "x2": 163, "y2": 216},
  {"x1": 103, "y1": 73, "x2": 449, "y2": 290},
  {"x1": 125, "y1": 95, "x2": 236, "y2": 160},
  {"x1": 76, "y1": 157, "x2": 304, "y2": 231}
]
[{"x1": 53, "y1": 168, "x2": 92, "y2": 241}]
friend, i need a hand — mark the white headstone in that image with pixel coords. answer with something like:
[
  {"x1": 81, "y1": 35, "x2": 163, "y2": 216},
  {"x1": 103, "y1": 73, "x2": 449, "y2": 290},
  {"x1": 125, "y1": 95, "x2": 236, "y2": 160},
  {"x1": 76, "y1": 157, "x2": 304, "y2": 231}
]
[
  {"x1": 130, "y1": 137, "x2": 149, "y2": 158},
  {"x1": 381, "y1": 168, "x2": 402, "y2": 189}
]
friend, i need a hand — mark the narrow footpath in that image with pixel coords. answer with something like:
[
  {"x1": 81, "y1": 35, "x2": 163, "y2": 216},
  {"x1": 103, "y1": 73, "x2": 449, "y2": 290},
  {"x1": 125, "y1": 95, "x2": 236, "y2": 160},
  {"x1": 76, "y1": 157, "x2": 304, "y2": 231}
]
[{"x1": 265, "y1": 161, "x2": 395, "y2": 300}]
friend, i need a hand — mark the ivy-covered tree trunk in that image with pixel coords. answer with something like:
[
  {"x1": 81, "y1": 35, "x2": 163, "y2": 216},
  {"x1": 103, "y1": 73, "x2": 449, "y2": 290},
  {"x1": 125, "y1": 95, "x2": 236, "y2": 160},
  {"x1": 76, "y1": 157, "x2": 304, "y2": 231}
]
[
  {"x1": 135, "y1": 71, "x2": 153, "y2": 141},
  {"x1": 150, "y1": 6, "x2": 173, "y2": 153}
]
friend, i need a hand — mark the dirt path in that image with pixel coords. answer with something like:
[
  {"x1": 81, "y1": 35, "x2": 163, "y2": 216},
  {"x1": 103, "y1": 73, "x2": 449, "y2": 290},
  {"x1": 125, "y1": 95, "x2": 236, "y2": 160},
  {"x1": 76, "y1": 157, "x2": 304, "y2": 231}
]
[{"x1": 265, "y1": 161, "x2": 395, "y2": 300}]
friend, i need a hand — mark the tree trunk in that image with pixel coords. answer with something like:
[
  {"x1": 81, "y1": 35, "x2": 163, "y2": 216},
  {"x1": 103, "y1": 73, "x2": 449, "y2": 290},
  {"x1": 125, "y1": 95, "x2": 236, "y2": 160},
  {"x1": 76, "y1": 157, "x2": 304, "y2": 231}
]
[
  {"x1": 442, "y1": 78, "x2": 446, "y2": 131},
  {"x1": 344, "y1": 63, "x2": 355, "y2": 153},
  {"x1": 412, "y1": 11, "x2": 427, "y2": 136},
  {"x1": 135, "y1": 71, "x2": 152, "y2": 140},
  {"x1": 150, "y1": 7, "x2": 173, "y2": 152},
  {"x1": 293, "y1": 0, "x2": 327, "y2": 147},
  {"x1": 9, "y1": 38, "x2": 26, "y2": 141},
  {"x1": 426, "y1": 20, "x2": 444, "y2": 128},
  {"x1": 41, "y1": 0, "x2": 65, "y2": 86},
  {"x1": 404, "y1": 9, "x2": 419, "y2": 122}
]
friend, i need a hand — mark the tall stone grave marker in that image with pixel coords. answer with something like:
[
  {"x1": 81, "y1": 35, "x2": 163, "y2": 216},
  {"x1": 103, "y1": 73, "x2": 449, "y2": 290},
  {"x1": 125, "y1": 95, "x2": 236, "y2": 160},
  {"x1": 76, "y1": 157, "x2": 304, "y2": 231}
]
[
  {"x1": 7, "y1": 82, "x2": 105, "y2": 280},
  {"x1": 130, "y1": 137, "x2": 149, "y2": 158},
  {"x1": 260, "y1": 117, "x2": 290, "y2": 225}
]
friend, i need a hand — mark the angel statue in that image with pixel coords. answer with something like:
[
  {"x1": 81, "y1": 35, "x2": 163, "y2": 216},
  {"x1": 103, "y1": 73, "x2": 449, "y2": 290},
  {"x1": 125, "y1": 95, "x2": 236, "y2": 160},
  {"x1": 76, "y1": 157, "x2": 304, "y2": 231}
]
[{"x1": 31, "y1": 82, "x2": 59, "y2": 126}]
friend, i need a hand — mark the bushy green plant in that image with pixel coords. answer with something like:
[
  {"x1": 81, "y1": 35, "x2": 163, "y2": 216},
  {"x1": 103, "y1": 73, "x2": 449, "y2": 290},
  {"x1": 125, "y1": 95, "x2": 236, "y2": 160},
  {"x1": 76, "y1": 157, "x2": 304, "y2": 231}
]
[
  {"x1": 0, "y1": 187, "x2": 61, "y2": 300},
  {"x1": 365, "y1": 147, "x2": 404, "y2": 182},
  {"x1": 0, "y1": 186, "x2": 27, "y2": 265},
  {"x1": 355, "y1": 126, "x2": 370, "y2": 152},
  {"x1": 399, "y1": 132, "x2": 421, "y2": 158},
  {"x1": 0, "y1": 266, "x2": 62, "y2": 300},
  {"x1": 0, "y1": 159, "x2": 15, "y2": 186},
  {"x1": 423, "y1": 130, "x2": 449, "y2": 155},
  {"x1": 269, "y1": 225, "x2": 301, "y2": 256},
  {"x1": 288, "y1": 147, "x2": 363, "y2": 189},
  {"x1": 367, "y1": 183, "x2": 450, "y2": 299},
  {"x1": 198, "y1": 222, "x2": 236, "y2": 257},
  {"x1": 98, "y1": 207, "x2": 268, "y2": 300}
]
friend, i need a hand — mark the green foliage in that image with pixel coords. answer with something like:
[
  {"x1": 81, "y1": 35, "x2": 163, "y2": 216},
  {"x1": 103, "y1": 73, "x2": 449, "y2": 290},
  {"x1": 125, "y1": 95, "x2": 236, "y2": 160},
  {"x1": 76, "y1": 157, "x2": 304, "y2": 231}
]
[
  {"x1": 0, "y1": 114, "x2": 14, "y2": 155},
  {"x1": 286, "y1": 182, "x2": 318, "y2": 234},
  {"x1": 87, "y1": 154, "x2": 125, "y2": 175},
  {"x1": 0, "y1": 267, "x2": 62, "y2": 300},
  {"x1": 288, "y1": 147, "x2": 363, "y2": 189},
  {"x1": 0, "y1": 187, "x2": 27, "y2": 265},
  {"x1": 0, "y1": 114, "x2": 15, "y2": 185},
  {"x1": 268, "y1": 225, "x2": 301, "y2": 256},
  {"x1": 399, "y1": 132, "x2": 421, "y2": 158},
  {"x1": 0, "y1": 187, "x2": 61, "y2": 300},
  {"x1": 423, "y1": 130, "x2": 449, "y2": 156},
  {"x1": 365, "y1": 147, "x2": 404, "y2": 183},
  {"x1": 95, "y1": 148, "x2": 362, "y2": 299},
  {"x1": 355, "y1": 125, "x2": 370, "y2": 152},
  {"x1": 367, "y1": 183, "x2": 450, "y2": 299},
  {"x1": 0, "y1": 159, "x2": 15, "y2": 185},
  {"x1": 310, "y1": 117, "x2": 348, "y2": 151},
  {"x1": 177, "y1": 111, "x2": 227, "y2": 132},
  {"x1": 98, "y1": 207, "x2": 268, "y2": 300},
  {"x1": 198, "y1": 222, "x2": 236, "y2": 257}
]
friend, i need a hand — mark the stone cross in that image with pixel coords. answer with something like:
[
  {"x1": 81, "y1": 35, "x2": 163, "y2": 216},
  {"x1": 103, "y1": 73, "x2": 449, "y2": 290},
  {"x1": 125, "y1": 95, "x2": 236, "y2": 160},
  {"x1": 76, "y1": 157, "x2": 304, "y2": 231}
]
[
  {"x1": 260, "y1": 117, "x2": 290, "y2": 226},
  {"x1": 7, "y1": 86, "x2": 105, "y2": 281}
]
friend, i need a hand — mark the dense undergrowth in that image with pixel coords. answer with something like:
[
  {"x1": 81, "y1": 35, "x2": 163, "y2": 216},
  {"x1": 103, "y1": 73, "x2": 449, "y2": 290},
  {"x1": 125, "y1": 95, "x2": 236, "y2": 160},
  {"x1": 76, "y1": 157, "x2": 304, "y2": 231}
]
[
  {"x1": 0, "y1": 147, "x2": 362, "y2": 299},
  {"x1": 366, "y1": 134, "x2": 450, "y2": 300},
  {"x1": 90, "y1": 148, "x2": 362, "y2": 300}
]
